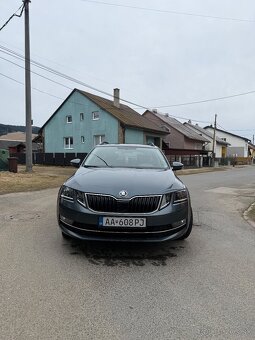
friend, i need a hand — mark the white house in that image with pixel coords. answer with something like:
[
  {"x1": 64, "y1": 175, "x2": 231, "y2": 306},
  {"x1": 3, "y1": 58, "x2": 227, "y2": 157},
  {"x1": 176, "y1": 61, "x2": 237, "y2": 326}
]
[
  {"x1": 204, "y1": 126, "x2": 250, "y2": 157},
  {"x1": 184, "y1": 122, "x2": 229, "y2": 158}
]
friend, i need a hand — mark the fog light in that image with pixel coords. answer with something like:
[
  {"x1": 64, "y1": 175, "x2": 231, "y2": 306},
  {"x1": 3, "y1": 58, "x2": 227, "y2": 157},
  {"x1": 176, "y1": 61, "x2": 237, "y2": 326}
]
[
  {"x1": 172, "y1": 219, "x2": 186, "y2": 228},
  {"x1": 60, "y1": 215, "x2": 74, "y2": 225}
]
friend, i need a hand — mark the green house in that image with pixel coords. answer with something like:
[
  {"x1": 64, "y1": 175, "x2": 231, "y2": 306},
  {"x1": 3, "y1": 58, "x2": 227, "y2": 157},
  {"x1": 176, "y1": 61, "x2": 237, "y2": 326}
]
[{"x1": 39, "y1": 88, "x2": 167, "y2": 153}]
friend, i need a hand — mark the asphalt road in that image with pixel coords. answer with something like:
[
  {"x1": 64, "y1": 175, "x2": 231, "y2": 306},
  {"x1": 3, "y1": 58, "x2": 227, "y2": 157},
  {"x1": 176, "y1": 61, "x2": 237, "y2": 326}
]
[{"x1": 1, "y1": 166, "x2": 255, "y2": 340}]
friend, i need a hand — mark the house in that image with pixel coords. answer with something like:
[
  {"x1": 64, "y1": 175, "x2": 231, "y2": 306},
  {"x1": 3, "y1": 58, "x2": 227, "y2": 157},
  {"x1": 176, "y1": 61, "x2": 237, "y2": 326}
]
[
  {"x1": 143, "y1": 110, "x2": 210, "y2": 155},
  {"x1": 204, "y1": 126, "x2": 250, "y2": 157},
  {"x1": 184, "y1": 122, "x2": 229, "y2": 158},
  {"x1": 39, "y1": 89, "x2": 168, "y2": 153},
  {"x1": 0, "y1": 132, "x2": 38, "y2": 153}
]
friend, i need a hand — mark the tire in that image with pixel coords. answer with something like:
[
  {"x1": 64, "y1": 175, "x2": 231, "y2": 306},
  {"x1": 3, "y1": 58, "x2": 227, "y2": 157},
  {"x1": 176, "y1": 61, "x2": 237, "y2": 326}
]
[{"x1": 176, "y1": 209, "x2": 193, "y2": 240}]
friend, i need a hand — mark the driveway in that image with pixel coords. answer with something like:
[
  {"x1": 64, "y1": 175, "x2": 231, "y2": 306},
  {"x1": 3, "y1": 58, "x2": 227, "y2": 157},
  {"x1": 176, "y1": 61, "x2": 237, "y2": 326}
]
[{"x1": 0, "y1": 166, "x2": 255, "y2": 339}]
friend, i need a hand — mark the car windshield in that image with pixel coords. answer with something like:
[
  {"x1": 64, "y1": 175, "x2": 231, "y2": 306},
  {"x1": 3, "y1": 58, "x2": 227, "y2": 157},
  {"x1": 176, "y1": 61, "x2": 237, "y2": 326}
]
[{"x1": 83, "y1": 145, "x2": 169, "y2": 169}]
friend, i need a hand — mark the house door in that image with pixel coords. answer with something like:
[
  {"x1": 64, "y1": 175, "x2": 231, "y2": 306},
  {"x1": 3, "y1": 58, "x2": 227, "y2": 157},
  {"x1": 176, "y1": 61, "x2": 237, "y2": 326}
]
[{"x1": 221, "y1": 146, "x2": 226, "y2": 158}]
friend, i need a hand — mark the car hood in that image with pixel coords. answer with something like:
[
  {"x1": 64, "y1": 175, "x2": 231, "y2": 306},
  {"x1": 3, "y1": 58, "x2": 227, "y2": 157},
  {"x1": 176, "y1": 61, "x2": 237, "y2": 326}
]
[{"x1": 65, "y1": 167, "x2": 185, "y2": 197}]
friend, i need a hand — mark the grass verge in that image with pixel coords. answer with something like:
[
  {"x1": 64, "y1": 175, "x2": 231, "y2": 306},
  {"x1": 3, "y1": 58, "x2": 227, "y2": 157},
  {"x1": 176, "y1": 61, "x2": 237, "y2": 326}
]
[
  {"x1": 176, "y1": 167, "x2": 226, "y2": 175},
  {"x1": 0, "y1": 165, "x2": 75, "y2": 195}
]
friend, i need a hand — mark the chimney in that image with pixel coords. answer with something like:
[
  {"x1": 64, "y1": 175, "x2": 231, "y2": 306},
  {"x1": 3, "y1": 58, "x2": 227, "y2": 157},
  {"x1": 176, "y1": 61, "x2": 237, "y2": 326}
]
[{"x1": 113, "y1": 88, "x2": 120, "y2": 108}]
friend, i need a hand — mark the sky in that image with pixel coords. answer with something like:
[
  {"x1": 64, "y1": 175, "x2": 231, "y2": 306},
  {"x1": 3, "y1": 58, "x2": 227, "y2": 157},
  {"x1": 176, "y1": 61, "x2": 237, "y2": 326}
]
[{"x1": 0, "y1": 0, "x2": 255, "y2": 140}]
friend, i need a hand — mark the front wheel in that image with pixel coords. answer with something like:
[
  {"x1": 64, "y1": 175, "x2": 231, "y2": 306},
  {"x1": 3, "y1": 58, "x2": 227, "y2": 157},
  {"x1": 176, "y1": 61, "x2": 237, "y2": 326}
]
[{"x1": 176, "y1": 209, "x2": 193, "y2": 240}]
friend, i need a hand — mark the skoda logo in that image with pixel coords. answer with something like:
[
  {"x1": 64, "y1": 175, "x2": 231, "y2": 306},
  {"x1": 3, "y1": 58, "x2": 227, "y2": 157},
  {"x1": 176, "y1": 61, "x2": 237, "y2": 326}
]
[{"x1": 119, "y1": 190, "x2": 128, "y2": 198}]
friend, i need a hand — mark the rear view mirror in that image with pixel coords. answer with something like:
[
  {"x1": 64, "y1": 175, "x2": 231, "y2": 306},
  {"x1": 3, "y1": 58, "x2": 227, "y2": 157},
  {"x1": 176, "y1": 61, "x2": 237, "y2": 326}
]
[
  {"x1": 70, "y1": 159, "x2": 81, "y2": 168},
  {"x1": 172, "y1": 161, "x2": 183, "y2": 171}
]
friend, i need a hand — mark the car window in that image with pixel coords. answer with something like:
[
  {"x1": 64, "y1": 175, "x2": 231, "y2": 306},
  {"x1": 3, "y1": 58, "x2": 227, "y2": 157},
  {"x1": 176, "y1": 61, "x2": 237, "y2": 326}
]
[{"x1": 83, "y1": 146, "x2": 169, "y2": 169}]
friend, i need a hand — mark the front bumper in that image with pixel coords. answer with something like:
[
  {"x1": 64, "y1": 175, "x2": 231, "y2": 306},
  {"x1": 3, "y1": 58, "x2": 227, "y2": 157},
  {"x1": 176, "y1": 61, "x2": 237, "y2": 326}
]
[{"x1": 57, "y1": 197, "x2": 191, "y2": 243}]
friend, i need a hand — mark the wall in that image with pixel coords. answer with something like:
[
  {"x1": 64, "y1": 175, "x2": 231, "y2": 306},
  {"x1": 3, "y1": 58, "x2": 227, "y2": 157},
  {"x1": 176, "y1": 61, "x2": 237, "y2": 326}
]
[
  {"x1": 227, "y1": 147, "x2": 246, "y2": 157},
  {"x1": 44, "y1": 91, "x2": 119, "y2": 153},
  {"x1": 186, "y1": 125, "x2": 224, "y2": 158},
  {"x1": 183, "y1": 138, "x2": 204, "y2": 150},
  {"x1": 206, "y1": 128, "x2": 248, "y2": 157},
  {"x1": 215, "y1": 144, "x2": 224, "y2": 158},
  {"x1": 125, "y1": 128, "x2": 144, "y2": 144}
]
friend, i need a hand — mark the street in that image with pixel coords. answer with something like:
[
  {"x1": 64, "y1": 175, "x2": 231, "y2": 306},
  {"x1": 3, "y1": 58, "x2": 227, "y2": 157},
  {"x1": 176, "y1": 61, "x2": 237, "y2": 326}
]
[{"x1": 1, "y1": 166, "x2": 255, "y2": 339}]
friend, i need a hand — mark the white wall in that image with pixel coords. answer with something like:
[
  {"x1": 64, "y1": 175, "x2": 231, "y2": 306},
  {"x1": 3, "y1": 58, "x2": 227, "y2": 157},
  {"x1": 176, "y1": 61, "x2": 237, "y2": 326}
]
[{"x1": 206, "y1": 128, "x2": 249, "y2": 157}]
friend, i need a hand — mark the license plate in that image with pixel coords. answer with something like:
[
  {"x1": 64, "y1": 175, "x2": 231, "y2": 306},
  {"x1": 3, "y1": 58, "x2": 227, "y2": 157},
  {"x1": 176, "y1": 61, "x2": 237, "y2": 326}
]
[{"x1": 99, "y1": 216, "x2": 146, "y2": 228}]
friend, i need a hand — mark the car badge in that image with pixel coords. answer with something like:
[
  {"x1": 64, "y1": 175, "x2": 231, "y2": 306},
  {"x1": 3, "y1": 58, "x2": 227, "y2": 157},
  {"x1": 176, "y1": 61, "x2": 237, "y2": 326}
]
[{"x1": 119, "y1": 190, "x2": 128, "y2": 198}]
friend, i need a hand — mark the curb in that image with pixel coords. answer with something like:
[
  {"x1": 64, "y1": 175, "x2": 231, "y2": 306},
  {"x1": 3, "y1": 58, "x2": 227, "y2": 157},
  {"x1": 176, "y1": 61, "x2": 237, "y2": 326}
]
[{"x1": 243, "y1": 202, "x2": 255, "y2": 228}]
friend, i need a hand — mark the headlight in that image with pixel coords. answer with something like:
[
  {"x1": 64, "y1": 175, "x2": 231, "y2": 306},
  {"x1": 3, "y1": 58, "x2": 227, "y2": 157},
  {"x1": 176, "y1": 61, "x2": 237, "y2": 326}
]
[
  {"x1": 76, "y1": 190, "x2": 86, "y2": 208},
  {"x1": 173, "y1": 190, "x2": 188, "y2": 204},
  {"x1": 60, "y1": 185, "x2": 75, "y2": 201},
  {"x1": 159, "y1": 193, "x2": 172, "y2": 210},
  {"x1": 60, "y1": 186, "x2": 87, "y2": 208}
]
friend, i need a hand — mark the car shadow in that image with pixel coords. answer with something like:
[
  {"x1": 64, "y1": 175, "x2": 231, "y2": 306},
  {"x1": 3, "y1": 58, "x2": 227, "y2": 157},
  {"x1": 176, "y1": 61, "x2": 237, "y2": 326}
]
[{"x1": 63, "y1": 239, "x2": 185, "y2": 267}]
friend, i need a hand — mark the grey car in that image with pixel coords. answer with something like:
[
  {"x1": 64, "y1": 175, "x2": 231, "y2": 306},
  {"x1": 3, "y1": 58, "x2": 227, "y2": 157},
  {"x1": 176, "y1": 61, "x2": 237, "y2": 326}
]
[{"x1": 57, "y1": 144, "x2": 193, "y2": 242}]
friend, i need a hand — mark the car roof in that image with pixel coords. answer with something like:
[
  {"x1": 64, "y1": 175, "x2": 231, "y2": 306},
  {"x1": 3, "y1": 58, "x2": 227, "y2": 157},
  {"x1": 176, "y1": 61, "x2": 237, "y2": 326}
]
[{"x1": 96, "y1": 144, "x2": 157, "y2": 148}]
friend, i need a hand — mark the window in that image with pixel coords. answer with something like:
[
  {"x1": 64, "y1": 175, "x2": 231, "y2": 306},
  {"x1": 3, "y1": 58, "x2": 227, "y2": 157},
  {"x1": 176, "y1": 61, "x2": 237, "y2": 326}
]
[
  {"x1": 92, "y1": 111, "x2": 99, "y2": 120},
  {"x1": 80, "y1": 113, "x2": 84, "y2": 121},
  {"x1": 66, "y1": 115, "x2": 72, "y2": 123},
  {"x1": 221, "y1": 137, "x2": 227, "y2": 141},
  {"x1": 94, "y1": 135, "x2": 105, "y2": 146},
  {"x1": 81, "y1": 136, "x2": 85, "y2": 143},
  {"x1": 64, "y1": 137, "x2": 73, "y2": 149}
]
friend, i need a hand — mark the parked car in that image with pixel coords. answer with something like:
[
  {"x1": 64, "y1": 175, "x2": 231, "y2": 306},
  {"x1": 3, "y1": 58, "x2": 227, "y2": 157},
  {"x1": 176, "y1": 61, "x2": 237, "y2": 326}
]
[{"x1": 57, "y1": 144, "x2": 193, "y2": 242}]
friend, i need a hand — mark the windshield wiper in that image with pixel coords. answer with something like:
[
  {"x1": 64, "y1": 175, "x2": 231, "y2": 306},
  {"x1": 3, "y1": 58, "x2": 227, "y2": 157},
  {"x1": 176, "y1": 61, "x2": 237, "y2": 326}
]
[{"x1": 93, "y1": 154, "x2": 111, "y2": 167}]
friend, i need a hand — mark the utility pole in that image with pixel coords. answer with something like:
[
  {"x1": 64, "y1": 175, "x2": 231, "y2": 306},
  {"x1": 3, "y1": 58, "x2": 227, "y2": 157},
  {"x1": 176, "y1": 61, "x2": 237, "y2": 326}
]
[
  {"x1": 253, "y1": 134, "x2": 254, "y2": 145},
  {"x1": 24, "y1": 0, "x2": 32, "y2": 172},
  {"x1": 212, "y1": 114, "x2": 217, "y2": 166}
]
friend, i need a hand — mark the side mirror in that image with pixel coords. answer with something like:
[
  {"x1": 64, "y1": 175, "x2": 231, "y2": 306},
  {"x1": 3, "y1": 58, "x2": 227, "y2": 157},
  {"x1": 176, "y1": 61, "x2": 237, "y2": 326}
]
[
  {"x1": 70, "y1": 158, "x2": 81, "y2": 168},
  {"x1": 172, "y1": 161, "x2": 184, "y2": 171}
]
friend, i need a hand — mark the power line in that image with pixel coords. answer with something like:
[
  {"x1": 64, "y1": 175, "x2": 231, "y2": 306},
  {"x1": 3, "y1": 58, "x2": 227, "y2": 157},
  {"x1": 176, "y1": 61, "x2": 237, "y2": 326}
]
[
  {"x1": 216, "y1": 123, "x2": 228, "y2": 132},
  {"x1": 1, "y1": 68, "x2": 214, "y2": 127},
  {"x1": 82, "y1": 0, "x2": 255, "y2": 23},
  {"x1": 0, "y1": 3, "x2": 25, "y2": 31},
  {"x1": 0, "y1": 72, "x2": 69, "y2": 101},
  {"x1": 151, "y1": 90, "x2": 255, "y2": 108},
  {"x1": 228, "y1": 129, "x2": 255, "y2": 131},
  {"x1": 0, "y1": 44, "x2": 149, "y2": 110},
  {"x1": 0, "y1": 53, "x2": 150, "y2": 113},
  {"x1": 0, "y1": 46, "x2": 251, "y2": 133},
  {"x1": 162, "y1": 112, "x2": 212, "y2": 125},
  {"x1": 0, "y1": 45, "x2": 112, "y2": 95},
  {"x1": 216, "y1": 123, "x2": 252, "y2": 140},
  {"x1": 0, "y1": 71, "x2": 101, "y2": 107},
  {"x1": 0, "y1": 51, "x2": 247, "y2": 127},
  {"x1": 2, "y1": 43, "x2": 255, "y2": 111},
  {"x1": 0, "y1": 55, "x2": 74, "y2": 90},
  {"x1": 0, "y1": 45, "x2": 251, "y2": 128},
  {"x1": 0, "y1": 39, "x2": 130, "y2": 93}
]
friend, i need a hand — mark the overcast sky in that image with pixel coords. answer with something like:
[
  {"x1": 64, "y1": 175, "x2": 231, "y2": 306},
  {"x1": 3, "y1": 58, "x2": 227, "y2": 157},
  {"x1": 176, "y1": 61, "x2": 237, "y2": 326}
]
[{"x1": 0, "y1": 0, "x2": 255, "y2": 140}]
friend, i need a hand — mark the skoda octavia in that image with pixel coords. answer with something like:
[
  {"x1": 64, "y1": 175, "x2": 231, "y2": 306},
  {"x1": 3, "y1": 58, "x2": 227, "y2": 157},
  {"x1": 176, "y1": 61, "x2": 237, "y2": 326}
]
[{"x1": 57, "y1": 144, "x2": 193, "y2": 242}]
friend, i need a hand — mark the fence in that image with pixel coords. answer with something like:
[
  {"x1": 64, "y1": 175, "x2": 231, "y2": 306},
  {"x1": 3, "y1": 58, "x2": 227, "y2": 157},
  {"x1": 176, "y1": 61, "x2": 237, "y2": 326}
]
[
  {"x1": 10, "y1": 152, "x2": 253, "y2": 168},
  {"x1": 10, "y1": 152, "x2": 87, "y2": 166},
  {"x1": 165, "y1": 154, "x2": 210, "y2": 168},
  {"x1": 235, "y1": 157, "x2": 253, "y2": 165},
  {"x1": 215, "y1": 157, "x2": 231, "y2": 166}
]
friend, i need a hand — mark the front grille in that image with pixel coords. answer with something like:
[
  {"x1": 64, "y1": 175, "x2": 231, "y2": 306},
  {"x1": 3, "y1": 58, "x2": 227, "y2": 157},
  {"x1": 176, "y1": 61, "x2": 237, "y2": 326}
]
[{"x1": 86, "y1": 194, "x2": 161, "y2": 213}]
